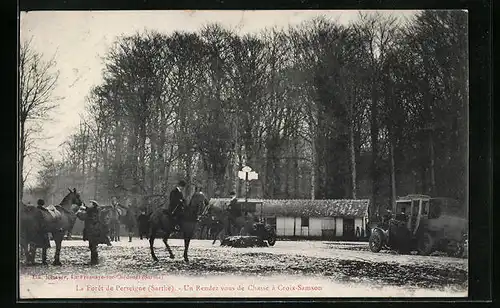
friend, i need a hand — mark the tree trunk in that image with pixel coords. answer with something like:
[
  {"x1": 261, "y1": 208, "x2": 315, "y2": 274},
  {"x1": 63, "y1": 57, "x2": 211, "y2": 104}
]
[
  {"x1": 149, "y1": 139, "x2": 156, "y2": 196},
  {"x1": 102, "y1": 136, "x2": 109, "y2": 201},
  {"x1": 349, "y1": 117, "x2": 357, "y2": 199},
  {"x1": 310, "y1": 138, "x2": 316, "y2": 201},
  {"x1": 19, "y1": 120, "x2": 25, "y2": 204},
  {"x1": 390, "y1": 140, "x2": 397, "y2": 212},
  {"x1": 429, "y1": 129, "x2": 436, "y2": 196},
  {"x1": 138, "y1": 121, "x2": 147, "y2": 193},
  {"x1": 94, "y1": 143, "x2": 99, "y2": 200},
  {"x1": 370, "y1": 79, "x2": 379, "y2": 217},
  {"x1": 293, "y1": 139, "x2": 299, "y2": 199}
]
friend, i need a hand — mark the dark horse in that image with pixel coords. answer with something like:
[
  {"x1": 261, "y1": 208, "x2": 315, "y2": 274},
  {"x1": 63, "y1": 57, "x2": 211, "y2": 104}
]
[
  {"x1": 148, "y1": 194, "x2": 207, "y2": 263},
  {"x1": 19, "y1": 188, "x2": 83, "y2": 265}
]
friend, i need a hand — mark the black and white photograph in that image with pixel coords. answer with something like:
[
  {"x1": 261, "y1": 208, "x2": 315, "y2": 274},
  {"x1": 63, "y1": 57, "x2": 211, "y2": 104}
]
[{"x1": 18, "y1": 10, "x2": 469, "y2": 298}]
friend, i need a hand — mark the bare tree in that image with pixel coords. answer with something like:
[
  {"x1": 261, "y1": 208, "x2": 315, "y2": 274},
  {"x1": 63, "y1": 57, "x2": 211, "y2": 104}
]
[{"x1": 18, "y1": 38, "x2": 60, "y2": 203}]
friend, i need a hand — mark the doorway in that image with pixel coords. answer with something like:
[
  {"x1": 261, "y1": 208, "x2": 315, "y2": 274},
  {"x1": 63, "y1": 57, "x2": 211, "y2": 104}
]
[{"x1": 343, "y1": 218, "x2": 355, "y2": 239}]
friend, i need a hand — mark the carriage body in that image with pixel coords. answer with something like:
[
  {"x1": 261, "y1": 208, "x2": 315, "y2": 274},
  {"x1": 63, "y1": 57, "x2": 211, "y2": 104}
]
[{"x1": 369, "y1": 195, "x2": 467, "y2": 257}]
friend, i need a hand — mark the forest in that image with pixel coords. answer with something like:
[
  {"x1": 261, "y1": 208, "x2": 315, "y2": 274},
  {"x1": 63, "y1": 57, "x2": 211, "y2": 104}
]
[{"x1": 22, "y1": 10, "x2": 468, "y2": 217}]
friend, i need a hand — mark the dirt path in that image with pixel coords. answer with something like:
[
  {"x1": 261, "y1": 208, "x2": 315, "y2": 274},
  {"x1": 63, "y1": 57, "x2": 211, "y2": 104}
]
[{"x1": 18, "y1": 239, "x2": 468, "y2": 299}]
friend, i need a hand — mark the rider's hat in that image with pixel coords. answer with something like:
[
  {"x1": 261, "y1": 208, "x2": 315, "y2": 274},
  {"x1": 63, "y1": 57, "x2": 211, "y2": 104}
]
[{"x1": 88, "y1": 200, "x2": 100, "y2": 208}]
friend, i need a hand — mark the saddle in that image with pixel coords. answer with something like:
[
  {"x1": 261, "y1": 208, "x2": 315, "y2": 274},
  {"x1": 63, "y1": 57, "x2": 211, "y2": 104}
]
[{"x1": 40, "y1": 204, "x2": 62, "y2": 219}]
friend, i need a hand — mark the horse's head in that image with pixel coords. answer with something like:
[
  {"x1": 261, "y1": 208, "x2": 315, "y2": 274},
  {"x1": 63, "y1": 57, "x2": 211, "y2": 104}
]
[{"x1": 61, "y1": 188, "x2": 83, "y2": 212}]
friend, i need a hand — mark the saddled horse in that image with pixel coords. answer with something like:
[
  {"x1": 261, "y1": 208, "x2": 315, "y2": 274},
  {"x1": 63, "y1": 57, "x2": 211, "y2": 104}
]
[
  {"x1": 148, "y1": 193, "x2": 207, "y2": 263},
  {"x1": 19, "y1": 188, "x2": 83, "y2": 265}
]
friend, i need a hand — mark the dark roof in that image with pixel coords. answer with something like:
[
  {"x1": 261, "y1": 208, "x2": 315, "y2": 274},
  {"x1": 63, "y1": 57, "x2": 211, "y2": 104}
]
[{"x1": 209, "y1": 198, "x2": 369, "y2": 218}]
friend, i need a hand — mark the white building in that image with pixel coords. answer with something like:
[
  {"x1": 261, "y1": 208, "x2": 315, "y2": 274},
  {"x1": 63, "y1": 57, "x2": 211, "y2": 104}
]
[{"x1": 209, "y1": 198, "x2": 370, "y2": 240}]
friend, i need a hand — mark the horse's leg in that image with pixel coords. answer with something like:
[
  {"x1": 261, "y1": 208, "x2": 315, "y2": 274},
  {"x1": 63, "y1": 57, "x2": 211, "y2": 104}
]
[
  {"x1": 149, "y1": 227, "x2": 159, "y2": 262},
  {"x1": 162, "y1": 233, "x2": 175, "y2": 259},
  {"x1": 28, "y1": 244, "x2": 37, "y2": 265},
  {"x1": 41, "y1": 247, "x2": 48, "y2": 265},
  {"x1": 183, "y1": 230, "x2": 192, "y2": 263},
  {"x1": 89, "y1": 241, "x2": 98, "y2": 265},
  {"x1": 116, "y1": 222, "x2": 120, "y2": 242},
  {"x1": 20, "y1": 238, "x2": 29, "y2": 264},
  {"x1": 67, "y1": 218, "x2": 76, "y2": 240},
  {"x1": 211, "y1": 229, "x2": 217, "y2": 245},
  {"x1": 128, "y1": 225, "x2": 133, "y2": 242},
  {"x1": 198, "y1": 225, "x2": 203, "y2": 240},
  {"x1": 52, "y1": 231, "x2": 63, "y2": 266}
]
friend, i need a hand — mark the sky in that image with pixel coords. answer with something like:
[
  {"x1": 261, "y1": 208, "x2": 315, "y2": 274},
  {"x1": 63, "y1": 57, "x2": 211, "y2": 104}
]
[{"x1": 19, "y1": 10, "x2": 419, "y2": 187}]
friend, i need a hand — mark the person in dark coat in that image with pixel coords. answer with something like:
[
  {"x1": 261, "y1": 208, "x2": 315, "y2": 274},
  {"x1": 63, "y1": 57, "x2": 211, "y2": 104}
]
[
  {"x1": 137, "y1": 210, "x2": 150, "y2": 240},
  {"x1": 226, "y1": 191, "x2": 238, "y2": 236},
  {"x1": 189, "y1": 187, "x2": 209, "y2": 216},
  {"x1": 165, "y1": 180, "x2": 187, "y2": 231},
  {"x1": 36, "y1": 199, "x2": 51, "y2": 248},
  {"x1": 80, "y1": 201, "x2": 111, "y2": 264}
]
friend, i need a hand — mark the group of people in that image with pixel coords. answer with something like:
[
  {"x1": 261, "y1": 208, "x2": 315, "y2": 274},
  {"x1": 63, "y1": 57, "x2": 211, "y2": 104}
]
[
  {"x1": 165, "y1": 181, "x2": 255, "y2": 237},
  {"x1": 163, "y1": 180, "x2": 210, "y2": 231},
  {"x1": 28, "y1": 180, "x2": 240, "y2": 246}
]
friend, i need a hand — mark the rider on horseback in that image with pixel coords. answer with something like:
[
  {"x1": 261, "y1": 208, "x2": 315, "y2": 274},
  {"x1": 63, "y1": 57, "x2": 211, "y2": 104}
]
[{"x1": 165, "y1": 180, "x2": 187, "y2": 232}]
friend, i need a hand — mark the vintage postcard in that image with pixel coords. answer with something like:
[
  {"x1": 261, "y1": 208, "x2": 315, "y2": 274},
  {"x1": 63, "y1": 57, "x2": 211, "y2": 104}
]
[{"x1": 18, "y1": 10, "x2": 468, "y2": 299}]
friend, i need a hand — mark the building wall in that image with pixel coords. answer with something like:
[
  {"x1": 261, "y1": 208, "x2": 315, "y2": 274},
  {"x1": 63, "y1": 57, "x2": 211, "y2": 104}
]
[
  {"x1": 272, "y1": 216, "x2": 367, "y2": 239},
  {"x1": 276, "y1": 217, "x2": 295, "y2": 236},
  {"x1": 335, "y1": 217, "x2": 343, "y2": 237},
  {"x1": 309, "y1": 217, "x2": 322, "y2": 236}
]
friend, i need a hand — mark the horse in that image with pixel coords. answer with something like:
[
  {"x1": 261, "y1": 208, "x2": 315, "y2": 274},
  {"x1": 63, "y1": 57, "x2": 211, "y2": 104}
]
[
  {"x1": 19, "y1": 188, "x2": 83, "y2": 266},
  {"x1": 117, "y1": 203, "x2": 136, "y2": 242},
  {"x1": 137, "y1": 211, "x2": 151, "y2": 240},
  {"x1": 148, "y1": 192, "x2": 207, "y2": 263}
]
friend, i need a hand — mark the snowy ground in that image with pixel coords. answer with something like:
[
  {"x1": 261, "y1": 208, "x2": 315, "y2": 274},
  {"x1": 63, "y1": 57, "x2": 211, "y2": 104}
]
[{"x1": 18, "y1": 238, "x2": 468, "y2": 299}]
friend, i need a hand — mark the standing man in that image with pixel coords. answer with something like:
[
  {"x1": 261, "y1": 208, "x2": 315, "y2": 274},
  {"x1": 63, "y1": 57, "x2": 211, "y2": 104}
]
[
  {"x1": 165, "y1": 180, "x2": 187, "y2": 231},
  {"x1": 36, "y1": 199, "x2": 51, "y2": 249},
  {"x1": 226, "y1": 191, "x2": 238, "y2": 236}
]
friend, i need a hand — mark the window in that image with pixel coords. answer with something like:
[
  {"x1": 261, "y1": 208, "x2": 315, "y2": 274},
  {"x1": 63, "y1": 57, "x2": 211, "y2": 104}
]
[
  {"x1": 301, "y1": 216, "x2": 309, "y2": 227},
  {"x1": 428, "y1": 200, "x2": 442, "y2": 219},
  {"x1": 396, "y1": 201, "x2": 411, "y2": 214},
  {"x1": 266, "y1": 217, "x2": 276, "y2": 226},
  {"x1": 411, "y1": 200, "x2": 420, "y2": 215},
  {"x1": 422, "y1": 200, "x2": 429, "y2": 215}
]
